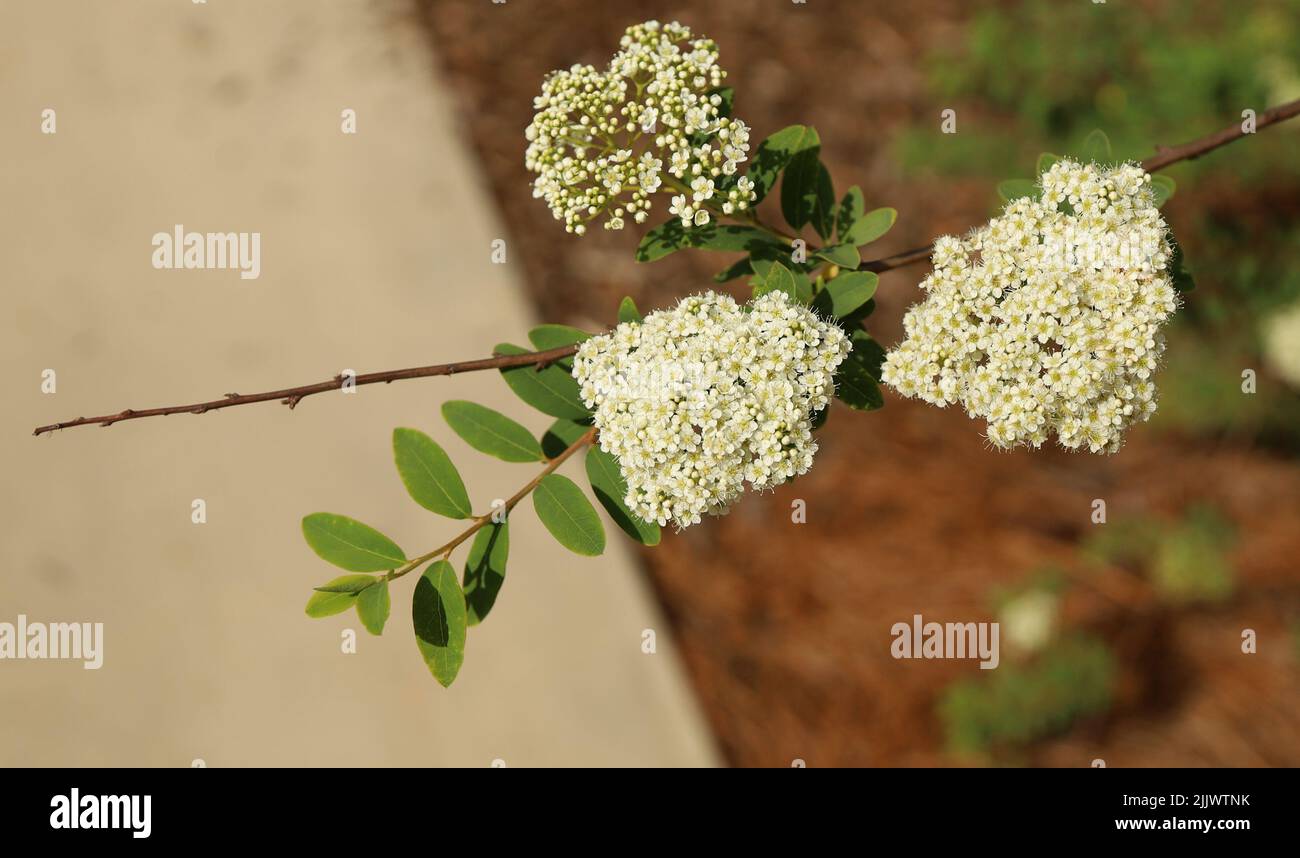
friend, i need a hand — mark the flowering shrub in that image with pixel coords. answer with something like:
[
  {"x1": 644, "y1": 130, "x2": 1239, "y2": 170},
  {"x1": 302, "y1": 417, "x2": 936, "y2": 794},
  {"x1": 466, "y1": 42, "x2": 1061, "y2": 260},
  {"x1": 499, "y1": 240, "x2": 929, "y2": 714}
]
[{"x1": 36, "y1": 18, "x2": 1297, "y2": 689}]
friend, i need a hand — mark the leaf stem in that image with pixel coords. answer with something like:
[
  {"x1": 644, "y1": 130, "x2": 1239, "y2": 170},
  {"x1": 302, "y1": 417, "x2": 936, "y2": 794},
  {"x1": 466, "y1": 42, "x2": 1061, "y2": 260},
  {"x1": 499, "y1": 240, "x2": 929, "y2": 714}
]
[{"x1": 384, "y1": 427, "x2": 597, "y2": 583}]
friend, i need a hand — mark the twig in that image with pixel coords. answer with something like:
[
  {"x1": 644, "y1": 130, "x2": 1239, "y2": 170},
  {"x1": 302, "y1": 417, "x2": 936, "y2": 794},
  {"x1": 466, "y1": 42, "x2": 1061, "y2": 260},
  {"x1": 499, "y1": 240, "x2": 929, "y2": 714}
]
[
  {"x1": 33, "y1": 345, "x2": 579, "y2": 436},
  {"x1": 858, "y1": 244, "x2": 934, "y2": 273},
  {"x1": 855, "y1": 96, "x2": 1300, "y2": 274},
  {"x1": 1140, "y1": 97, "x2": 1300, "y2": 172},
  {"x1": 34, "y1": 98, "x2": 1300, "y2": 436}
]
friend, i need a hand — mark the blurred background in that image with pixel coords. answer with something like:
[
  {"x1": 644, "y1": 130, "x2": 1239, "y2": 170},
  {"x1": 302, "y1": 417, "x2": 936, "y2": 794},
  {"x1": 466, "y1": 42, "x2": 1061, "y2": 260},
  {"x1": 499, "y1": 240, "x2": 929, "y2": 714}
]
[
  {"x1": 4, "y1": 0, "x2": 1298, "y2": 767},
  {"x1": 420, "y1": 0, "x2": 1300, "y2": 766}
]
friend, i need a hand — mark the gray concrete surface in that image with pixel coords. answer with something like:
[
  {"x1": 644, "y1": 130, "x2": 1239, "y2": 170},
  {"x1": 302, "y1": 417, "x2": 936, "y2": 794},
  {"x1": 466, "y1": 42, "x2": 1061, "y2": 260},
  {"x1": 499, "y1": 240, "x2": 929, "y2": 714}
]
[{"x1": 0, "y1": 0, "x2": 719, "y2": 767}]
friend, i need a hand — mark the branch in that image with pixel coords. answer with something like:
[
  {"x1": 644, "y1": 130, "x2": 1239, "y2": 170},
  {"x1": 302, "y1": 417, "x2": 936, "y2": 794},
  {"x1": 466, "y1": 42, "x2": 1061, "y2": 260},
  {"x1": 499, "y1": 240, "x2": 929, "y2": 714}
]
[
  {"x1": 856, "y1": 96, "x2": 1300, "y2": 274},
  {"x1": 1140, "y1": 97, "x2": 1300, "y2": 172},
  {"x1": 33, "y1": 345, "x2": 580, "y2": 436},
  {"x1": 385, "y1": 426, "x2": 597, "y2": 583},
  {"x1": 34, "y1": 98, "x2": 1300, "y2": 437}
]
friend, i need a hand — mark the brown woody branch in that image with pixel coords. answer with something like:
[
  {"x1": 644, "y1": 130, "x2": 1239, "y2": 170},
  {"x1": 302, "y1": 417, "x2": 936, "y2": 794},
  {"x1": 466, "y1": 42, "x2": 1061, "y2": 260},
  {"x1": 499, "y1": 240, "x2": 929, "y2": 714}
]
[
  {"x1": 34, "y1": 98, "x2": 1300, "y2": 436},
  {"x1": 33, "y1": 345, "x2": 579, "y2": 436},
  {"x1": 855, "y1": 96, "x2": 1300, "y2": 275}
]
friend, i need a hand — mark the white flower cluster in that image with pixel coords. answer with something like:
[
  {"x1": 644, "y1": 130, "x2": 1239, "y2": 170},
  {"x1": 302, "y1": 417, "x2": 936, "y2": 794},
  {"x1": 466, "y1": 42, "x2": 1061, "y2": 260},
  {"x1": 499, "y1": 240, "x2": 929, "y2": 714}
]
[
  {"x1": 881, "y1": 159, "x2": 1180, "y2": 453},
  {"x1": 524, "y1": 20, "x2": 756, "y2": 235},
  {"x1": 573, "y1": 291, "x2": 850, "y2": 528}
]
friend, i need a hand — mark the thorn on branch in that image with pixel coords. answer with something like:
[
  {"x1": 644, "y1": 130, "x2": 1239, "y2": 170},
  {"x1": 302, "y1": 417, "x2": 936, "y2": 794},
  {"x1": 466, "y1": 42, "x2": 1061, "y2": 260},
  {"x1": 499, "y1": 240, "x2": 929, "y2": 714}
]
[{"x1": 282, "y1": 395, "x2": 303, "y2": 410}]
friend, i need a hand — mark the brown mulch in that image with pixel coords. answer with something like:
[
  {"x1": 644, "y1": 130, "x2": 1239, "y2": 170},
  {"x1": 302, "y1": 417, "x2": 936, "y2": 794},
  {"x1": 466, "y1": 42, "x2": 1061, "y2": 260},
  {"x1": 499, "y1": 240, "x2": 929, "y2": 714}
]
[{"x1": 416, "y1": 0, "x2": 1300, "y2": 766}]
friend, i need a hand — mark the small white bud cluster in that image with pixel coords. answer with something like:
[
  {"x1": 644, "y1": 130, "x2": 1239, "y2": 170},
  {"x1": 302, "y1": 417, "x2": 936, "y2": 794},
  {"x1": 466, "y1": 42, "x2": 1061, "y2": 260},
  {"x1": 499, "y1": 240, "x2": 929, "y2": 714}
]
[
  {"x1": 881, "y1": 159, "x2": 1180, "y2": 453},
  {"x1": 524, "y1": 20, "x2": 756, "y2": 235},
  {"x1": 573, "y1": 291, "x2": 850, "y2": 528}
]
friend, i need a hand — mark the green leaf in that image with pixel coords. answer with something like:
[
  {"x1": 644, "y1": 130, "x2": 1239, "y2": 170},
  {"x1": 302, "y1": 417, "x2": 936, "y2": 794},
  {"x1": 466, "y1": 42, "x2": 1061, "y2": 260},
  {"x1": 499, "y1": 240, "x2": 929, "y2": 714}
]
[
  {"x1": 1082, "y1": 129, "x2": 1112, "y2": 163},
  {"x1": 690, "y1": 223, "x2": 778, "y2": 256},
  {"x1": 305, "y1": 574, "x2": 378, "y2": 618},
  {"x1": 313, "y1": 577, "x2": 379, "y2": 594},
  {"x1": 412, "y1": 560, "x2": 468, "y2": 688},
  {"x1": 710, "y1": 86, "x2": 734, "y2": 119},
  {"x1": 356, "y1": 579, "x2": 391, "y2": 635},
  {"x1": 814, "y1": 271, "x2": 878, "y2": 319},
  {"x1": 753, "y1": 260, "x2": 800, "y2": 303},
  {"x1": 463, "y1": 522, "x2": 509, "y2": 626},
  {"x1": 302, "y1": 513, "x2": 406, "y2": 572},
  {"x1": 495, "y1": 342, "x2": 589, "y2": 420},
  {"x1": 441, "y1": 400, "x2": 544, "y2": 464},
  {"x1": 997, "y1": 179, "x2": 1039, "y2": 203},
  {"x1": 836, "y1": 353, "x2": 885, "y2": 411},
  {"x1": 751, "y1": 258, "x2": 814, "y2": 304},
  {"x1": 636, "y1": 221, "x2": 784, "y2": 262},
  {"x1": 837, "y1": 297, "x2": 877, "y2": 328},
  {"x1": 848, "y1": 330, "x2": 887, "y2": 380},
  {"x1": 1036, "y1": 152, "x2": 1060, "y2": 176},
  {"x1": 835, "y1": 186, "x2": 865, "y2": 243},
  {"x1": 532, "y1": 473, "x2": 605, "y2": 557},
  {"x1": 585, "y1": 446, "x2": 660, "y2": 546},
  {"x1": 841, "y1": 207, "x2": 897, "y2": 247},
  {"x1": 713, "y1": 256, "x2": 753, "y2": 283},
  {"x1": 1150, "y1": 174, "x2": 1176, "y2": 207},
  {"x1": 635, "y1": 221, "x2": 690, "y2": 263},
  {"x1": 527, "y1": 324, "x2": 590, "y2": 353},
  {"x1": 746, "y1": 124, "x2": 816, "y2": 204},
  {"x1": 781, "y1": 130, "x2": 834, "y2": 237},
  {"x1": 540, "y1": 418, "x2": 592, "y2": 459},
  {"x1": 617, "y1": 296, "x2": 642, "y2": 324},
  {"x1": 392, "y1": 428, "x2": 473, "y2": 519},
  {"x1": 1168, "y1": 236, "x2": 1195, "y2": 293},
  {"x1": 812, "y1": 244, "x2": 861, "y2": 269},
  {"x1": 526, "y1": 324, "x2": 586, "y2": 371}
]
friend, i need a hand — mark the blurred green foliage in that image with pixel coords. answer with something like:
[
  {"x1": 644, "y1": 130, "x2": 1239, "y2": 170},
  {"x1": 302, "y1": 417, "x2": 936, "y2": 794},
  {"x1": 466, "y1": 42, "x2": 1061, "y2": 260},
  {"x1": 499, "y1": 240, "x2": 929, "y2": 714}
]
[
  {"x1": 941, "y1": 502, "x2": 1236, "y2": 759},
  {"x1": 900, "y1": 0, "x2": 1300, "y2": 445},
  {"x1": 1084, "y1": 504, "x2": 1236, "y2": 603},
  {"x1": 940, "y1": 635, "x2": 1113, "y2": 757},
  {"x1": 900, "y1": 0, "x2": 1300, "y2": 180}
]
